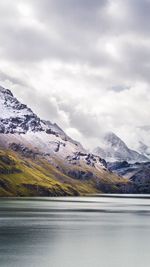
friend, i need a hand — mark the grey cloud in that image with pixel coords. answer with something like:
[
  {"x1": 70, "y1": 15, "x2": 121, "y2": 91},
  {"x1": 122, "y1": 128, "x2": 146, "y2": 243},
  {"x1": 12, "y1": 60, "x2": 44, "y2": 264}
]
[
  {"x1": 0, "y1": 71, "x2": 26, "y2": 87},
  {"x1": 0, "y1": 0, "x2": 150, "y2": 150},
  {"x1": 0, "y1": 0, "x2": 112, "y2": 65},
  {"x1": 125, "y1": 0, "x2": 150, "y2": 34},
  {"x1": 0, "y1": 0, "x2": 149, "y2": 69}
]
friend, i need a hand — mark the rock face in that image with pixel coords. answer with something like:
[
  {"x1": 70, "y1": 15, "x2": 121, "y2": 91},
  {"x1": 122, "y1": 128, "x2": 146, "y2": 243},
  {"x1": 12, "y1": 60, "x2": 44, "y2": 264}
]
[
  {"x1": 67, "y1": 152, "x2": 107, "y2": 169},
  {"x1": 94, "y1": 132, "x2": 148, "y2": 163}
]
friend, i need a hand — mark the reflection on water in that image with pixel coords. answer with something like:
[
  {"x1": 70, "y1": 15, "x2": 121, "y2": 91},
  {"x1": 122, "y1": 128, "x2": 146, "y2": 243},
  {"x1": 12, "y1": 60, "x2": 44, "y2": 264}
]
[{"x1": 0, "y1": 195, "x2": 150, "y2": 267}]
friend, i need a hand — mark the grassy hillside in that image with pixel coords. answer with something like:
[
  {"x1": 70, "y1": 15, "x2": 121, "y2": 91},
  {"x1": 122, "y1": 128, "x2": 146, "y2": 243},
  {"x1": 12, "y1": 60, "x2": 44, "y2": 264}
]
[{"x1": 0, "y1": 149, "x2": 129, "y2": 196}]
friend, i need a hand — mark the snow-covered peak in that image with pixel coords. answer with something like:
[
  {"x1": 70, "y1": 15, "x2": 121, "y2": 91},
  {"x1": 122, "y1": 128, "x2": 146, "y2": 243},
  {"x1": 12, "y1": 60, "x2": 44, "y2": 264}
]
[
  {"x1": 0, "y1": 86, "x2": 13, "y2": 97},
  {"x1": 93, "y1": 132, "x2": 149, "y2": 163},
  {"x1": 0, "y1": 86, "x2": 33, "y2": 120},
  {"x1": 0, "y1": 87, "x2": 43, "y2": 134},
  {"x1": 104, "y1": 132, "x2": 127, "y2": 147},
  {"x1": 0, "y1": 86, "x2": 85, "y2": 156},
  {"x1": 138, "y1": 141, "x2": 150, "y2": 158}
]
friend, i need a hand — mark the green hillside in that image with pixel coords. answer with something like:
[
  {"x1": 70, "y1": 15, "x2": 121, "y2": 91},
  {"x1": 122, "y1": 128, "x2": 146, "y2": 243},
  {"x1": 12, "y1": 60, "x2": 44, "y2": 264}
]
[{"x1": 0, "y1": 149, "x2": 129, "y2": 196}]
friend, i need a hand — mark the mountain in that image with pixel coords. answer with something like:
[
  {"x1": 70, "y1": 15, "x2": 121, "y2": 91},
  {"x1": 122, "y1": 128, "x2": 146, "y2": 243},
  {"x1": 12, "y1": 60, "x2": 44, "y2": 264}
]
[
  {"x1": 93, "y1": 132, "x2": 148, "y2": 163},
  {"x1": 107, "y1": 161, "x2": 150, "y2": 193},
  {"x1": 0, "y1": 86, "x2": 85, "y2": 155},
  {"x1": 107, "y1": 161, "x2": 140, "y2": 178},
  {"x1": 0, "y1": 86, "x2": 127, "y2": 196},
  {"x1": 138, "y1": 141, "x2": 150, "y2": 158}
]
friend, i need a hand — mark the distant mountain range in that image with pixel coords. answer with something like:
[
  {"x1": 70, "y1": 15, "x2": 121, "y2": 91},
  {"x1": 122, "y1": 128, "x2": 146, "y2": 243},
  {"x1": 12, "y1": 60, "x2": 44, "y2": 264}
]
[
  {"x1": 93, "y1": 132, "x2": 149, "y2": 163},
  {"x1": 0, "y1": 86, "x2": 150, "y2": 196},
  {"x1": 93, "y1": 132, "x2": 150, "y2": 192}
]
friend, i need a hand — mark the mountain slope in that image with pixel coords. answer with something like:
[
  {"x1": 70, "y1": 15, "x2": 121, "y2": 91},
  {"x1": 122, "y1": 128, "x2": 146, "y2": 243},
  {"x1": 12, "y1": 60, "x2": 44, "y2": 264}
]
[
  {"x1": 0, "y1": 86, "x2": 128, "y2": 196},
  {"x1": 0, "y1": 149, "x2": 129, "y2": 196},
  {"x1": 0, "y1": 149, "x2": 97, "y2": 196},
  {"x1": 107, "y1": 161, "x2": 150, "y2": 193},
  {"x1": 94, "y1": 132, "x2": 148, "y2": 163}
]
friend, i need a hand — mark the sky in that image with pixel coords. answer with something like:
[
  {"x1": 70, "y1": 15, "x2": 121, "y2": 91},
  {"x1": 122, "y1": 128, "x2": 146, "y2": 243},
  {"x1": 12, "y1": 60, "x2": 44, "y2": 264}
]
[{"x1": 0, "y1": 0, "x2": 150, "y2": 150}]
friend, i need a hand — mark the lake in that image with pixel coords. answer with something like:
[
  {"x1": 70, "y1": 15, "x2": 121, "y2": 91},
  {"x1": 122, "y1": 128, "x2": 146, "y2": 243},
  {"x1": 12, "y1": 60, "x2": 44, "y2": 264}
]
[{"x1": 0, "y1": 195, "x2": 150, "y2": 267}]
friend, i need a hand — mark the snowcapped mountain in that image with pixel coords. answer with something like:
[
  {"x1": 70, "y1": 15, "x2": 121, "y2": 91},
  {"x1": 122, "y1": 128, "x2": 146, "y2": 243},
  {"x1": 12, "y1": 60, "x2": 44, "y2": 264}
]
[
  {"x1": 0, "y1": 86, "x2": 42, "y2": 134},
  {"x1": 0, "y1": 86, "x2": 80, "y2": 143},
  {"x1": 138, "y1": 141, "x2": 150, "y2": 158},
  {"x1": 93, "y1": 132, "x2": 148, "y2": 163},
  {"x1": 0, "y1": 86, "x2": 127, "y2": 197},
  {"x1": 0, "y1": 86, "x2": 85, "y2": 159},
  {"x1": 2, "y1": 86, "x2": 150, "y2": 195}
]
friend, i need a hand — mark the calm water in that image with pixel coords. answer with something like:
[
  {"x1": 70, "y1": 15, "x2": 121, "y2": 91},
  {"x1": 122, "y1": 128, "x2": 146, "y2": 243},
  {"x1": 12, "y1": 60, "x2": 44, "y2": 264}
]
[{"x1": 0, "y1": 195, "x2": 150, "y2": 267}]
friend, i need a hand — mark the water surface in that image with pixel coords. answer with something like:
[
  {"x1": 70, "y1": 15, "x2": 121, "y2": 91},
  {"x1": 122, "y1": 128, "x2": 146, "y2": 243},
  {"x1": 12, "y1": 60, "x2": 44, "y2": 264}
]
[{"x1": 0, "y1": 195, "x2": 150, "y2": 267}]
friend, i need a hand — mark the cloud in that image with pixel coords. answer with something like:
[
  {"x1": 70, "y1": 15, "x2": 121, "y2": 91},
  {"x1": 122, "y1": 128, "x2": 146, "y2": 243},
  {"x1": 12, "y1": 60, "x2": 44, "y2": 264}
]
[{"x1": 0, "y1": 0, "x2": 150, "y2": 150}]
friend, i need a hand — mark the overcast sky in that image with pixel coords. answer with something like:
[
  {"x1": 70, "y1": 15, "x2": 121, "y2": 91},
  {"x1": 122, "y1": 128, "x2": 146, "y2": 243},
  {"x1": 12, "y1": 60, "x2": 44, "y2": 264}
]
[{"x1": 1, "y1": 0, "x2": 150, "y2": 150}]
